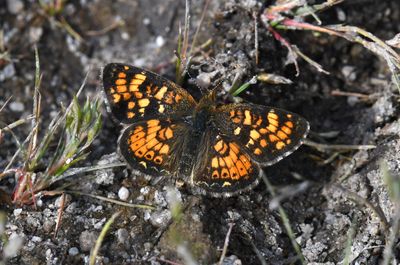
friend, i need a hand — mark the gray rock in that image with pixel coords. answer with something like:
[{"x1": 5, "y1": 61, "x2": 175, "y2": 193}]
[
  {"x1": 117, "y1": 228, "x2": 129, "y2": 245},
  {"x1": 68, "y1": 247, "x2": 79, "y2": 256},
  {"x1": 79, "y1": 231, "x2": 98, "y2": 252},
  {"x1": 7, "y1": 0, "x2": 24, "y2": 14}
]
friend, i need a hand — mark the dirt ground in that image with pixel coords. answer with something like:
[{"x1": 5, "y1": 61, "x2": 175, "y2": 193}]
[{"x1": 1, "y1": 0, "x2": 400, "y2": 264}]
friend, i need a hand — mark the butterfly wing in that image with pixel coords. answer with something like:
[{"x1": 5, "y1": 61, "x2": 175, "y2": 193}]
[
  {"x1": 189, "y1": 128, "x2": 263, "y2": 197},
  {"x1": 118, "y1": 118, "x2": 189, "y2": 176},
  {"x1": 214, "y1": 103, "x2": 309, "y2": 166},
  {"x1": 102, "y1": 63, "x2": 196, "y2": 124}
]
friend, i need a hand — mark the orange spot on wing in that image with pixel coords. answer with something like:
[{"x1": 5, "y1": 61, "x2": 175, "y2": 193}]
[
  {"x1": 244, "y1": 110, "x2": 252, "y2": 125},
  {"x1": 212, "y1": 170, "x2": 219, "y2": 179},
  {"x1": 269, "y1": 118, "x2": 279, "y2": 127},
  {"x1": 276, "y1": 141, "x2": 285, "y2": 150},
  {"x1": 218, "y1": 157, "x2": 226, "y2": 167},
  {"x1": 211, "y1": 157, "x2": 219, "y2": 168},
  {"x1": 260, "y1": 139, "x2": 267, "y2": 147},
  {"x1": 148, "y1": 125, "x2": 161, "y2": 134},
  {"x1": 145, "y1": 150, "x2": 155, "y2": 160},
  {"x1": 175, "y1": 94, "x2": 182, "y2": 102},
  {"x1": 285, "y1": 121, "x2": 294, "y2": 128},
  {"x1": 122, "y1": 93, "x2": 131, "y2": 100},
  {"x1": 146, "y1": 138, "x2": 159, "y2": 149},
  {"x1": 221, "y1": 168, "x2": 230, "y2": 179},
  {"x1": 281, "y1": 126, "x2": 292, "y2": 135},
  {"x1": 220, "y1": 142, "x2": 228, "y2": 154},
  {"x1": 158, "y1": 128, "x2": 166, "y2": 140},
  {"x1": 129, "y1": 85, "x2": 139, "y2": 92},
  {"x1": 130, "y1": 131, "x2": 145, "y2": 142},
  {"x1": 268, "y1": 112, "x2": 279, "y2": 120},
  {"x1": 118, "y1": 72, "x2": 126, "y2": 78},
  {"x1": 153, "y1": 142, "x2": 163, "y2": 151},
  {"x1": 134, "y1": 92, "x2": 143, "y2": 99},
  {"x1": 116, "y1": 85, "x2": 127, "y2": 93},
  {"x1": 232, "y1": 117, "x2": 241, "y2": 123},
  {"x1": 214, "y1": 140, "x2": 224, "y2": 152},
  {"x1": 250, "y1": 130, "x2": 261, "y2": 140},
  {"x1": 269, "y1": 134, "x2": 279, "y2": 142},
  {"x1": 135, "y1": 145, "x2": 148, "y2": 158},
  {"x1": 133, "y1": 126, "x2": 144, "y2": 133},
  {"x1": 229, "y1": 166, "x2": 240, "y2": 180},
  {"x1": 124, "y1": 66, "x2": 129, "y2": 70},
  {"x1": 159, "y1": 144, "x2": 170, "y2": 154},
  {"x1": 154, "y1": 156, "x2": 163, "y2": 164},
  {"x1": 112, "y1": 94, "x2": 121, "y2": 102},
  {"x1": 127, "y1": 112, "x2": 135, "y2": 118},
  {"x1": 134, "y1": 73, "x2": 146, "y2": 80},
  {"x1": 277, "y1": 130, "x2": 288, "y2": 140},
  {"x1": 130, "y1": 79, "x2": 144, "y2": 85},
  {"x1": 116, "y1": 79, "x2": 127, "y2": 85},
  {"x1": 138, "y1": 98, "x2": 150, "y2": 107},
  {"x1": 164, "y1": 92, "x2": 175, "y2": 104},
  {"x1": 154, "y1": 86, "x2": 168, "y2": 100},
  {"x1": 267, "y1": 124, "x2": 277, "y2": 133},
  {"x1": 147, "y1": 119, "x2": 160, "y2": 127},
  {"x1": 131, "y1": 138, "x2": 146, "y2": 152},
  {"x1": 165, "y1": 127, "x2": 173, "y2": 139},
  {"x1": 128, "y1": 102, "x2": 135, "y2": 109},
  {"x1": 255, "y1": 117, "x2": 263, "y2": 127},
  {"x1": 259, "y1": 128, "x2": 268, "y2": 134},
  {"x1": 254, "y1": 148, "x2": 262, "y2": 155}
]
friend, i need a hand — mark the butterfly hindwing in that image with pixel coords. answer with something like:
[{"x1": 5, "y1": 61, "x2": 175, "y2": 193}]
[
  {"x1": 118, "y1": 118, "x2": 189, "y2": 176},
  {"x1": 215, "y1": 103, "x2": 309, "y2": 166},
  {"x1": 102, "y1": 63, "x2": 196, "y2": 124},
  {"x1": 189, "y1": 128, "x2": 263, "y2": 197}
]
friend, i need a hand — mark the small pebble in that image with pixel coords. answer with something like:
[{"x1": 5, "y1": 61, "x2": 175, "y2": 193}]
[
  {"x1": 143, "y1": 17, "x2": 150, "y2": 25},
  {"x1": 143, "y1": 242, "x2": 152, "y2": 252},
  {"x1": 155, "y1": 36, "x2": 165, "y2": 47},
  {"x1": 9, "y1": 101, "x2": 24, "y2": 112},
  {"x1": 117, "y1": 228, "x2": 129, "y2": 244},
  {"x1": 79, "y1": 231, "x2": 98, "y2": 252},
  {"x1": 68, "y1": 247, "x2": 79, "y2": 256},
  {"x1": 7, "y1": 0, "x2": 24, "y2": 14},
  {"x1": 29, "y1": 27, "x2": 43, "y2": 43},
  {"x1": 0, "y1": 63, "x2": 16, "y2": 81},
  {"x1": 13, "y1": 209, "x2": 23, "y2": 217},
  {"x1": 118, "y1": 187, "x2": 130, "y2": 201},
  {"x1": 336, "y1": 8, "x2": 346, "y2": 21},
  {"x1": 31, "y1": 236, "x2": 42, "y2": 242},
  {"x1": 149, "y1": 209, "x2": 171, "y2": 227}
]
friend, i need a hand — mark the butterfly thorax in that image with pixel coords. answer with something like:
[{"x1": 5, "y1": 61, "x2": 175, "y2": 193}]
[{"x1": 191, "y1": 92, "x2": 217, "y2": 133}]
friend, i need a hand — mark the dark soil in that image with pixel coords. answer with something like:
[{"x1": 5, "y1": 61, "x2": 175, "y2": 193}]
[{"x1": 1, "y1": 0, "x2": 400, "y2": 264}]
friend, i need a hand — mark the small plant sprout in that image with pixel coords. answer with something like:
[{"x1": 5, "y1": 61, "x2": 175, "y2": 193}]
[{"x1": 1, "y1": 49, "x2": 103, "y2": 206}]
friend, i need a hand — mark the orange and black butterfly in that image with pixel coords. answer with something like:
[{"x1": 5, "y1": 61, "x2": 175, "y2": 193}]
[{"x1": 102, "y1": 63, "x2": 309, "y2": 197}]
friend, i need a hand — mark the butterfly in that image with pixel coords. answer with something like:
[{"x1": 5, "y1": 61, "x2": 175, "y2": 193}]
[{"x1": 102, "y1": 63, "x2": 309, "y2": 197}]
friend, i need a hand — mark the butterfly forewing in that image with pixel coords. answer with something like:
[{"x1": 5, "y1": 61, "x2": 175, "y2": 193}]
[
  {"x1": 215, "y1": 103, "x2": 309, "y2": 166},
  {"x1": 102, "y1": 63, "x2": 196, "y2": 124}
]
